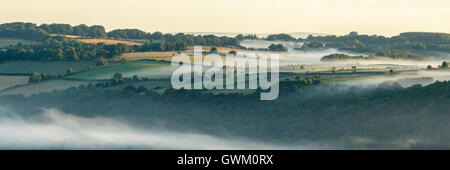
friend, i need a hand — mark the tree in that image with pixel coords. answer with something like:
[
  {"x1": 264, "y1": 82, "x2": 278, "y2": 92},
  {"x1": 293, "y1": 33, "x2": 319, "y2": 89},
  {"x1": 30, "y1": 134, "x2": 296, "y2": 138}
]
[
  {"x1": 113, "y1": 72, "x2": 123, "y2": 79},
  {"x1": 352, "y1": 66, "x2": 357, "y2": 72},
  {"x1": 268, "y1": 44, "x2": 288, "y2": 52},
  {"x1": 53, "y1": 49, "x2": 64, "y2": 61},
  {"x1": 64, "y1": 47, "x2": 79, "y2": 61},
  {"x1": 442, "y1": 61, "x2": 448, "y2": 69},
  {"x1": 228, "y1": 50, "x2": 237, "y2": 55},
  {"x1": 111, "y1": 73, "x2": 124, "y2": 85},
  {"x1": 29, "y1": 72, "x2": 42, "y2": 83},
  {"x1": 96, "y1": 58, "x2": 108, "y2": 66},
  {"x1": 132, "y1": 74, "x2": 139, "y2": 81},
  {"x1": 210, "y1": 47, "x2": 218, "y2": 53},
  {"x1": 67, "y1": 67, "x2": 74, "y2": 75},
  {"x1": 427, "y1": 65, "x2": 433, "y2": 70}
]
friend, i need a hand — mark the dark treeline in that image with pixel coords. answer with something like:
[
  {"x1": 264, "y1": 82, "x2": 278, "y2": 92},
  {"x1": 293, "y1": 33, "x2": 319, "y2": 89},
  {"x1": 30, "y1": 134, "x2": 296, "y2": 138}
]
[
  {"x1": 107, "y1": 30, "x2": 241, "y2": 48},
  {"x1": 268, "y1": 44, "x2": 288, "y2": 51},
  {"x1": 39, "y1": 23, "x2": 106, "y2": 38},
  {"x1": 0, "y1": 22, "x2": 49, "y2": 41},
  {"x1": 261, "y1": 31, "x2": 450, "y2": 54},
  {"x1": 0, "y1": 22, "x2": 242, "y2": 48},
  {"x1": 321, "y1": 50, "x2": 424, "y2": 61},
  {"x1": 235, "y1": 34, "x2": 259, "y2": 40},
  {"x1": 0, "y1": 22, "x2": 244, "y2": 62},
  {"x1": 305, "y1": 32, "x2": 450, "y2": 53},
  {"x1": 3, "y1": 78, "x2": 450, "y2": 148},
  {"x1": 266, "y1": 33, "x2": 296, "y2": 41},
  {"x1": 0, "y1": 36, "x2": 140, "y2": 62},
  {"x1": 107, "y1": 29, "x2": 147, "y2": 39}
]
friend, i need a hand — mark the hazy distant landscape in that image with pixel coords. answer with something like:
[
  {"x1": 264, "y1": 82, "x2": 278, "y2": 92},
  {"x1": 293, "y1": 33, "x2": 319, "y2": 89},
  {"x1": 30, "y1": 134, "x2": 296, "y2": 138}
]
[
  {"x1": 0, "y1": 20, "x2": 449, "y2": 149},
  {"x1": 1, "y1": 0, "x2": 450, "y2": 150}
]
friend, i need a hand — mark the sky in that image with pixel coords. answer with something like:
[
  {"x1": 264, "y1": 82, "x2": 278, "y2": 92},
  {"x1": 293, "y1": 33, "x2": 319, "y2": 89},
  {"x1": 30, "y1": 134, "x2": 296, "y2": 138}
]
[{"x1": 0, "y1": 0, "x2": 449, "y2": 36}]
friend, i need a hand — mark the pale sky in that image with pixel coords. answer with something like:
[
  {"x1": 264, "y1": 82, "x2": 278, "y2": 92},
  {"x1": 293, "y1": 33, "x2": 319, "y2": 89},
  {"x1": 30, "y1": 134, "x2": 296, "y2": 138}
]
[{"x1": 0, "y1": 0, "x2": 449, "y2": 36}]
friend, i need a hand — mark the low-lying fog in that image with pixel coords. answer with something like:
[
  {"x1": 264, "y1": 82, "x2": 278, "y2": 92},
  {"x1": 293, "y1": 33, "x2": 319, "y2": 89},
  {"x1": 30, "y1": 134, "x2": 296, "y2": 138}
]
[
  {"x1": 239, "y1": 40, "x2": 445, "y2": 67},
  {"x1": 333, "y1": 70, "x2": 450, "y2": 87},
  {"x1": 0, "y1": 107, "x2": 308, "y2": 150}
]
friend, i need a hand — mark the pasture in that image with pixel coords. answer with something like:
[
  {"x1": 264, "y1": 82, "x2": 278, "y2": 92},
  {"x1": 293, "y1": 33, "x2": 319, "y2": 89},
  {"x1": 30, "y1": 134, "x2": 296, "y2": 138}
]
[
  {"x1": 0, "y1": 61, "x2": 96, "y2": 75},
  {"x1": 0, "y1": 79, "x2": 91, "y2": 97},
  {"x1": 78, "y1": 39, "x2": 143, "y2": 45},
  {"x1": 66, "y1": 60, "x2": 175, "y2": 80}
]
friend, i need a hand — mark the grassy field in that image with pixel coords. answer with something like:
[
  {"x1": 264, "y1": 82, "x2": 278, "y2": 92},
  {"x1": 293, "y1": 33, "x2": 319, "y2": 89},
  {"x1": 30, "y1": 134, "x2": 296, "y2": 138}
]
[
  {"x1": 0, "y1": 76, "x2": 29, "y2": 91},
  {"x1": 78, "y1": 39, "x2": 143, "y2": 45},
  {"x1": 66, "y1": 60, "x2": 175, "y2": 80},
  {"x1": 0, "y1": 61, "x2": 96, "y2": 75},
  {"x1": 0, "y1": 38, "x2": 39, "y2": 48},
  {"x1": 0, "y1": 80, "x2": 91, "y2": 97}
]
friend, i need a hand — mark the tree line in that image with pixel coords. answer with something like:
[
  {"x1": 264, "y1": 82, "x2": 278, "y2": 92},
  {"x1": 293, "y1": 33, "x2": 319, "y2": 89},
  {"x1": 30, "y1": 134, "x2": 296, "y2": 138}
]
[{"x1": 0, "y1": 22, "x2": 245, "y2": 62}]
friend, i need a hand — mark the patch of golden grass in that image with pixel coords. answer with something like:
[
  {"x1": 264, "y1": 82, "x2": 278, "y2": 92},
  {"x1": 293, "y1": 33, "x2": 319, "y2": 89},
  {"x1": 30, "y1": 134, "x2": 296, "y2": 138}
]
[
  {"x1": 121, "y1": 51, "x2": 183, "y2": 61},
  {"x1": 49, "y1": 34, "x2": 81, "y2": 39},
  {"x1": 78, "y1": 39, "x2": 143, "y2": 46}
]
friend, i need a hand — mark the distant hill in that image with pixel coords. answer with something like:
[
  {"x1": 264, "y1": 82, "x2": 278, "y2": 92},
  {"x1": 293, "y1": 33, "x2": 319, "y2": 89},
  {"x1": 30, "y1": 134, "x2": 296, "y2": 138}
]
[{"x1": 180, "y1": 32, "x2": 329, "y2": 39}]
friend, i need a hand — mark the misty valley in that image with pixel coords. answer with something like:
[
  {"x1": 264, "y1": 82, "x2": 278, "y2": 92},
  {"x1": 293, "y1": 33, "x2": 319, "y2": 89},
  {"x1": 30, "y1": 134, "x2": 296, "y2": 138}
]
[{"x1": 1, "y1": 22, "x2": 450, "y2": 149}]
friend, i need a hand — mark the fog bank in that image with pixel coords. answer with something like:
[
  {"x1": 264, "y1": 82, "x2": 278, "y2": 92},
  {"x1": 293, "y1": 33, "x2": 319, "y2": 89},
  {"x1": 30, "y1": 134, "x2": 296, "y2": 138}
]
[{"x1": 0, "y1": 108, "x2": 306, "y2": 150}]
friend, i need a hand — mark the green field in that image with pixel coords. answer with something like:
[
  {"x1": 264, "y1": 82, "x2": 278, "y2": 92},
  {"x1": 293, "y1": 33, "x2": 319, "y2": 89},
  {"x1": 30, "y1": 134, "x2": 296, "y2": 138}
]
[
  {"x1": 0, "y1": 79, "x2": 91, "y2": 97},
  {"x1": 0, "y1": 75, "x2": 29, "y2": 91},
  {"x1": 66, "y1": 60, "x2": 175, "y2": 80},
  {"x1": 0, "y1": 38, "x2": 39, "y2": 48},
  {"x1": 0, "y1": 61, "x2": 96, "y2": 75}
]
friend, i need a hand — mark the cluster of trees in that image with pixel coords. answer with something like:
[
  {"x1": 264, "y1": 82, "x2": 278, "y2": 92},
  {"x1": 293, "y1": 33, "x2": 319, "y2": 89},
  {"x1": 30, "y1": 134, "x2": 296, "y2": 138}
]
[
  {"x1": 295, "y1": 41, "x2": 324, "y2": 50},
  {"x1": 266, "y1": 33, "x2": 296, "y2": 41},
  {"x1": 107, "y1": 29, "x2": 147, "y2": 39},
  {"x1": 306, "y1": 32, "x2": 450, "y2": 53},
  {"x1": 441, "y1": 61, "x2": 448, "y2": 69},
  {"x1": 321, "y1": 53, "x2": 368, "y2": 61},
  {"x1": 373, "y1": 50, "x2": 424, "y2": 60},
  {"x1": 0, "y1": 22, "x2": 49, "y2": 41},
  {"x1": 321, "y1": 50, "x2": 424, "y2": 61},
  {"x1": 140, "y1": 41, "x2": 189, "y2": 52},
  {"x1": 104, "y1": 30, "x2": 241, "y2": 48},
  {"x1": 0, "y1": 36, "x2": 140, "y2": 62},
  {"x1": 38, "y1": 24, "x2": 106, "y2": 38},
  {"x1": 280, "y1": 75, "x2": 322, "y2": 91},
  {"x1": 335, "y1": 39, "x2": 373, "y2": 53},
  {"x1": 2, "y1": 23, "x2": 245, "y2": 62},
  {"x1": 28, "y1": 72, "x2": 52, "y2": 83},
  {"x1": 0, "y1": 22, "x2": 109, "y2": 41},
  {"x1": 268, "y1": 44, "x2": 288, "y2": 51},
  {"x1": 235, "y1": 34, "x2": 259, "y2": 40}
]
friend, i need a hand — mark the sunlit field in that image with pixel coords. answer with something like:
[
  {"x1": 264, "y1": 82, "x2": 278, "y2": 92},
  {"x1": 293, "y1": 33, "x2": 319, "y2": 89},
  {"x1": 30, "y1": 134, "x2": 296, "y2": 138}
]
[
  {"x1": 66, "y1": 60, "x2": 175, "y2": 80},
  {"x1": 78, "y1": 38, "x2": 143, "y2": 45}
]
